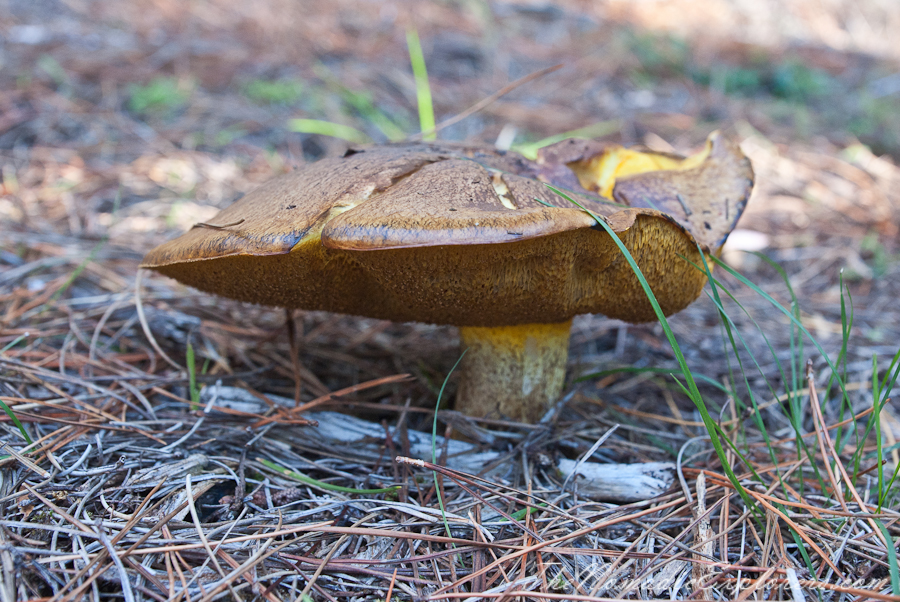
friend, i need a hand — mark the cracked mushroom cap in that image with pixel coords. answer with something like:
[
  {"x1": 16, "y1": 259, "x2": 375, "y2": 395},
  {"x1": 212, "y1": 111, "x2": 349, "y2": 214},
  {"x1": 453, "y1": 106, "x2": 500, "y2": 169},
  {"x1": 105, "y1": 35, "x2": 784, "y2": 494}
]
[{"x1": 141, "y1": 132, "x2": 753, "y2": 326}]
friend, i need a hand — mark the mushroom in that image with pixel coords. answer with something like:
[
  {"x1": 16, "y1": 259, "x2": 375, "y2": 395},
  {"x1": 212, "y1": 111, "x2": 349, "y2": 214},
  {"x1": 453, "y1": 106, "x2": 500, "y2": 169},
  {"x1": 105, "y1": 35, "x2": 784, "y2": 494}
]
[{"x1": 142, "y1": 132, "x2": 753, "y2": 423}]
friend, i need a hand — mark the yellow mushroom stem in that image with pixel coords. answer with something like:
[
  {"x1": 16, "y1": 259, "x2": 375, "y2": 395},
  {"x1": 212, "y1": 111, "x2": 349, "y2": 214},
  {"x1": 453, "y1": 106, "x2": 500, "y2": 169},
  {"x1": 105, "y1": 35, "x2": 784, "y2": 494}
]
[{"x1": 455, "y1": 320, "x2": 573, "y2": 423}]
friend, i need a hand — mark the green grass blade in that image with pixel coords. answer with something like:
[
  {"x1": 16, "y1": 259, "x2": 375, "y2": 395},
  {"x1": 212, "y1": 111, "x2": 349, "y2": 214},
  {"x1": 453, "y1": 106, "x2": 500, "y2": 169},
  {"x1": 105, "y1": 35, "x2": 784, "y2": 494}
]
[
  {"x1": 288, "y1": 118, "x2": 371, "y2": 144},
  {"x1": 869, "y1": 347, "x2": 900, "y2": 509},
  {"x1": 339, "y1": 88, "x2": 407, "y2": 142},
  {"x1": 513, "y1": 120, "x2": 620, "y2": 160},
  {"x1": 874, "y1": 354, "x2": 885, "y2": 507},
  {"x1": 498, "y1": 502, "x2": 548, "y2": 522},
  {"x1": 788, "y1": 521, "x2": 817, "y2": 575},
  {"x1": 710, "y1": 256, "x2": 852, "y2": 408},
  {"x1": 879, "y1": 347, "x2": 900, "y2": 403},
  {"x1": 50, "y1": 237, "x2": 107, "y2": 305},
  {"x1": 667, "y1": 374, "x2": 766, "y2": 485},
  {"x1": 1, "y1": 335, "x2": 33, "y2": 444},
  {"x1": 833, "y1": 274, "x2": 854, "y2": 456},
  {"x1": 313, "y1": 66, "x2": 408, "y2": 141},
  {"x1": 258, "y1": 458, "x2": 400, "y2": 495},
  {"x1": 877, "y1": 521, "x2": 900, "y2": 596},
  {"x1": 1, "y1": 334, "x2": 28, "y2": 353},
  {"x1": 884, "y1": 461, "x2": 900, "y2": 507},
  {"x1": 0, "y1": 398, "x2": 31, "y2": 445},
  {"x1": 186, "y1": 341, "x2": 200, "y2": 411},
  {"x1": 433, "y1": 350, "x2": 467, "y2": 540},
  {"x1": 574, "y1": 366, "x2": 732, "y2": 393},
  {"x1": 406, "y1": 29, "x2": 436, "y2": 140}
]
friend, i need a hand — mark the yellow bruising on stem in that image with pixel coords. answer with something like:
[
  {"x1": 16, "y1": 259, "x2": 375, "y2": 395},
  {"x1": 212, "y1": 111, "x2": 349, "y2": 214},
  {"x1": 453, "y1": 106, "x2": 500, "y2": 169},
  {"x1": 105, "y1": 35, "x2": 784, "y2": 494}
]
[
  {"x1": 455, "y1": 320, "x2": 572, "y2": 423},
  {"x1": 570, "y1": 137, "x2": 714, "y2": 199}
]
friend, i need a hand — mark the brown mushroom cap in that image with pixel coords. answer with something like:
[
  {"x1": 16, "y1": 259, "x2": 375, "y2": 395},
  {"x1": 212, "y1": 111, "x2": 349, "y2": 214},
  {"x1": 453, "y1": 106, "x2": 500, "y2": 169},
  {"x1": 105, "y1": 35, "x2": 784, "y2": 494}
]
[{"x1": 142, "y1": 133, "x2": 753, "y2": 326}]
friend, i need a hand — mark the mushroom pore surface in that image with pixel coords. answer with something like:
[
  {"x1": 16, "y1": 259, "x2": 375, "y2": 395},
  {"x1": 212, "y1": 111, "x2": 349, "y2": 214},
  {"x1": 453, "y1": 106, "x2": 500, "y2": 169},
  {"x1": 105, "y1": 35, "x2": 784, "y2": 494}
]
[{"x1": 151, "y1": 214, "x2": 708, "y2": 326}]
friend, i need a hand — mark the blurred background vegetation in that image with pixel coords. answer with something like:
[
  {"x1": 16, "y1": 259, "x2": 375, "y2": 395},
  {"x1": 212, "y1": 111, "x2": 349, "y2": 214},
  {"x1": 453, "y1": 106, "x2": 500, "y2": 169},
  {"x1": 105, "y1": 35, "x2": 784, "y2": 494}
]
[{"x1": 3, "y1": 0, "x2": 899, "y2": 159}]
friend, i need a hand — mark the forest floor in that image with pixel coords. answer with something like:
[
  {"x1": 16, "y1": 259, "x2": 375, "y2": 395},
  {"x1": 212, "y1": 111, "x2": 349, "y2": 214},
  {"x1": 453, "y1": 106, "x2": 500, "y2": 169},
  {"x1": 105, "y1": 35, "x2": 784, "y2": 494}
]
[{"x1": 2, "y1": 1, "x2": 900, "y2": 600}]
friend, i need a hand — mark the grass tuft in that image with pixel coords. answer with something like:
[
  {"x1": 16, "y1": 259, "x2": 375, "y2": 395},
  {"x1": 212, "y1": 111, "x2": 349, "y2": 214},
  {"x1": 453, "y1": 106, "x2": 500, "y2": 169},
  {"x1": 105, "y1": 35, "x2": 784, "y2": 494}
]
[
  {"x1": 548, "y1": 184, "x2": 757, "y2": 514},
  {"x1": 287, "y1": 118, "x2": 371, "y2": 143}
]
